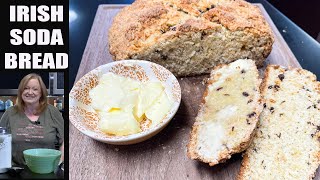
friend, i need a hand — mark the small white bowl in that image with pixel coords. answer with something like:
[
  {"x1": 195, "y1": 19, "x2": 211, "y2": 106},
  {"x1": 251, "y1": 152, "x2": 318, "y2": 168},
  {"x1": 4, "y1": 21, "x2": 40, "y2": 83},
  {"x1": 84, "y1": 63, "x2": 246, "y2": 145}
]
[{"x1": 69, "y1": 60, "x2": 181, "y2": 145}]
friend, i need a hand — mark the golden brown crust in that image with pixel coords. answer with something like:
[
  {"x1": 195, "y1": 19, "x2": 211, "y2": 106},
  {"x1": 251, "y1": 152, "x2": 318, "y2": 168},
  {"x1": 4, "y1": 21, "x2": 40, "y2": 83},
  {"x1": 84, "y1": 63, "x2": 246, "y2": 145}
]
[
  {"x1": 259, "y1": 65, "x2": 273, "y2": 96},
  {"x1": 109, "y1": 1, "x2": 166, "y2": 59},
  {"x1": 186, "y1": 80, "x2": 211, "y2": 161},
  {"x1": 109, "y1": 0, "x2": 274, "y2": 70},
  {"x1": 186, "y1": 119, "x2": 200, "y2": 158},
  {"x1": 237, "y1": 153, "x2": 249, "y2": 180},
  {"x1": 203, "y1": 0, "x2": 270, "y2": 33}
]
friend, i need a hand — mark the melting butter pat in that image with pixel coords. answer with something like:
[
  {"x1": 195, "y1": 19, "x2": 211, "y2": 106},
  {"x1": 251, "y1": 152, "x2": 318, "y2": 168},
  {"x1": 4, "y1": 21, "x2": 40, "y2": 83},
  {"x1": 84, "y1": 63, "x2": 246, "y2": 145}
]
[
  {"x1": 89, "y1": 82, "x2": 124, "y2": 111},
  {"x1": 98, "y1": 110, "x2": 141, "y2": 136},
  {"x1": 89, "y1": 72, "x2": 174, "y2": 136},
  {"x1": 145, "y1": 91, "x2": 173, "y2": 128},
  {"x1": 135, "y1": 82, "x2": 164, "y2": 119}
]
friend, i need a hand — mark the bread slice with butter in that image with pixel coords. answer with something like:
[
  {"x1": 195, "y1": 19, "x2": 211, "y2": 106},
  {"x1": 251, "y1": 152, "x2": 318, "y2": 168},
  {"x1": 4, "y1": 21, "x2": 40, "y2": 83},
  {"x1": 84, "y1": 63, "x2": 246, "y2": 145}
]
[
  {"x1": 187, "y1": 59, "x2": 262, "y2": 166},
  {"x1": 238, "y1": 65, "x2": 320, "y2": 180}
]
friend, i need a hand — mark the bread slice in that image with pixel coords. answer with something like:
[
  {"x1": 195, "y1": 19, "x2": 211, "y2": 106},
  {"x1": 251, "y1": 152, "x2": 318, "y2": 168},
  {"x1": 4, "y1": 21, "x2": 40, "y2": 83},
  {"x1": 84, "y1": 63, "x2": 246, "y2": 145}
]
[
  {"x1": 109, "y1": 0, "x2": 274, "y2": 76},
  {"x1": 238, "y1": 65, "x2": 320, "y2": 180},
  {"x1": 187, "y1": 59, "x2": 262, "y2": 166}
]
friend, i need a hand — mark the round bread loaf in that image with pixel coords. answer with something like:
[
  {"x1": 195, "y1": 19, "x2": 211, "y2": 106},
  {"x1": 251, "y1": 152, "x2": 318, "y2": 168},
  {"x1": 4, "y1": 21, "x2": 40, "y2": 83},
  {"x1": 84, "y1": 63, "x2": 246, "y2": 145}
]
[{"x1": 109, "y1": 0, "x2": 274, "y2": 76}]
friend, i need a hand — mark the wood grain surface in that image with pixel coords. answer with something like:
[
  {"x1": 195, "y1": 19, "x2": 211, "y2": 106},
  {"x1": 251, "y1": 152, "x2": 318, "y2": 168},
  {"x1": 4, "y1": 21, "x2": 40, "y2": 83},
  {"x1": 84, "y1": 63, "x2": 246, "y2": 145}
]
[{"x1": 69, "y1": 4, "x2": 319, "y2": 180}]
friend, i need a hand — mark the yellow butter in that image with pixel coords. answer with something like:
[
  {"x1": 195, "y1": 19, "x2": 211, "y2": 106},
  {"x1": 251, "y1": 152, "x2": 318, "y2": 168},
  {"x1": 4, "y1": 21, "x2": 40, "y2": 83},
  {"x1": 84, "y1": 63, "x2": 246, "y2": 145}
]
[
  {"x1": 98, "y1": 110, "x2": 141, "y2": 136},
  {"x1": 145, "y1": 91, "x2": 173, "y2": 128},
  {"x1": 135, "y1": 82, "x2": 164, "y2": 119},
  {"x1": 89, "y1": 73, "x2": 173, "y2": 136},
  {"x1": 89, "y1": 83, "x2": 124, "y2": 112}
]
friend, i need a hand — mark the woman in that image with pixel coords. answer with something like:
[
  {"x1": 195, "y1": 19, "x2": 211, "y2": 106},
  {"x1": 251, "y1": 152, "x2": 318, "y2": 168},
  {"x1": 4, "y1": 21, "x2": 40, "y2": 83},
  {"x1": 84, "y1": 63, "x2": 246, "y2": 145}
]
[{"x1": 0, "y1": 73, "x2": 64, "y2": 166}]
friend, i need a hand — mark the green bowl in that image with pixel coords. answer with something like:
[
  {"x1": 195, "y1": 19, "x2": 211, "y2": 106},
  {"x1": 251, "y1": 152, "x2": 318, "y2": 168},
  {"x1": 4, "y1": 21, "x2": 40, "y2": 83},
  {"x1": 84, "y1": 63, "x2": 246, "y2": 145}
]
[{"x1": 23, "y1": 148, "x2": 61, "y2": 174}]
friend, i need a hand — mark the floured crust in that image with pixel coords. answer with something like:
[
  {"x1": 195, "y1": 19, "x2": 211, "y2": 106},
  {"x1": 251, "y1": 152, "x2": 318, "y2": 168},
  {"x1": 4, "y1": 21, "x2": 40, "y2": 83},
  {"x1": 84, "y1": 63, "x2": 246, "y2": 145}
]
[
  {"x1": 110, "y1": 0, "x2": 273, "y2": 56},
  {"x1": 187, "y1": 59, "x2": 262, "y2": 166},
  {"x1": 237, "y1": 153, "x2": 250, "y2": 180},
  {"x1": 109, "y1": 0, "x2": 274, "y2": 76},
  {"x1": 238, "y1": 65, "x2": 320, "y2": 180}
]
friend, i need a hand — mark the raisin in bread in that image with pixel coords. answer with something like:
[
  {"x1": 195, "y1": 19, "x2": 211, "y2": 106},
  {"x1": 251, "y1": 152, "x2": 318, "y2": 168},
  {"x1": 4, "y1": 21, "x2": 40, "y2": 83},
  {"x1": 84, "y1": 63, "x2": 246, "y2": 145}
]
[
  {"x1": 238, "y1": 65, "x2": 320, "y2": 180},
  {"x1": 109, "y1": 0, "x2": 274, "y2": 76},
  {"x1": 187, "y1": 59, "x2": 262, "y2": 166}
]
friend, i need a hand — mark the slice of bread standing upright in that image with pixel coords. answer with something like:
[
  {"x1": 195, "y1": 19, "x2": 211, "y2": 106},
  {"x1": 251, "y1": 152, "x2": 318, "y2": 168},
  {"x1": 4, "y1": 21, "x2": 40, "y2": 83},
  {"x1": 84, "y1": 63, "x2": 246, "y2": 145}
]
[
  {"x1": 187, "y1": 59, "x2": 262, "y2": 166},
  {"x1": 238, "y1": 65, "x2": 320, "y2": 179}
]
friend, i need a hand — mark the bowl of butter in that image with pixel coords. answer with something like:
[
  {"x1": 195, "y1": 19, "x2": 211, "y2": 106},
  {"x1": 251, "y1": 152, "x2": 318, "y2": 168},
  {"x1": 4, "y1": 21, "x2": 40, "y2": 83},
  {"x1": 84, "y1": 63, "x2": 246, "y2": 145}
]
[{"x1": 69, "y1": 60, "x2": 181, "y2": 145}]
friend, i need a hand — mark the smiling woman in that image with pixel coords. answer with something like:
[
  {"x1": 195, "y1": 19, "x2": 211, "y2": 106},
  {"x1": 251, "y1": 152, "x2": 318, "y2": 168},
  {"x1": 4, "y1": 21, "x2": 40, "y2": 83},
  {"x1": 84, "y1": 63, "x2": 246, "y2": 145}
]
[{"x1": 0, "y1": 73, "x2": 64, "y2": 167}]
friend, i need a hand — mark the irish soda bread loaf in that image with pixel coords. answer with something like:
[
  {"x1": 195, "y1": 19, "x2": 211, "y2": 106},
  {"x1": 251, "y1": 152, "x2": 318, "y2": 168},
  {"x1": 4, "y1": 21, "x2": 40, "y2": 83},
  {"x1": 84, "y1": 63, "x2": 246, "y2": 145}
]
[
  {"x1": 109, "y1": 0, "x2": 274, "y2": 76},
  {"x1": 238, "y1": 65, "x2": 320, "y2": 180},
  {"x1": 187, "y1": 59, "x2": 262, "y2": 166}
]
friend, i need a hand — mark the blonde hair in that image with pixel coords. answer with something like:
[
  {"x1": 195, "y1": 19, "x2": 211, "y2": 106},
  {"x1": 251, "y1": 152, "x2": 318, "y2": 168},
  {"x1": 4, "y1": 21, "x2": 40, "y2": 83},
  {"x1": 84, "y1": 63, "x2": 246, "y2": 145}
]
[{"x1": 16, "y1": 73, "x2": 48, "y2": 114}]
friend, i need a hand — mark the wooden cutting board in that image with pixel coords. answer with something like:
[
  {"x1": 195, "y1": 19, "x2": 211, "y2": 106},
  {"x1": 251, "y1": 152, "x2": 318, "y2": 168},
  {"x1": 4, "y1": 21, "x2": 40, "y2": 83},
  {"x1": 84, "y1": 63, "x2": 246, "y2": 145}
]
[{"x1": 69, "y1": 4, "x2": 319, "y2": 180}]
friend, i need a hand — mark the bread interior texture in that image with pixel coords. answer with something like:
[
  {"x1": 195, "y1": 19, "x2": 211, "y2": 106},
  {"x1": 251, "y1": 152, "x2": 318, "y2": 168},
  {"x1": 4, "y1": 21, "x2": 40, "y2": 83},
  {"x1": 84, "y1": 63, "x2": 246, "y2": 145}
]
[{"x1": 188, "y1": 59, "x2": 262, "y2": 166}]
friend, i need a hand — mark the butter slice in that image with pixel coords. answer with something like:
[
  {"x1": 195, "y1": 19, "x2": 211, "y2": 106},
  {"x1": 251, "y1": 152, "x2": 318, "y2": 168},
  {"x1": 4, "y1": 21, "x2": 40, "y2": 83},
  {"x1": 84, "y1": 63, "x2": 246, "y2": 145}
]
[
  {"x1": 145, "y1": 91, "x2": 173, "y2": 127},
  {"x1": 89, "y1": 73, "x2": 141, "y2": 112},
  {"x1": 90, "y1": 72, "x2": 173, "y2": 136},
  {"x1": 89, "y1": 82, "x2": 124, "y2": 112},
  {"x1": 98, "y1": 110, "x2": 141, "y2": 136},
  {"x1": 135, "y1": 82, "x2": 164, "y2": 119},
  {"x1": 99, "y1": 72, "x2": 126, "y2": 85}
]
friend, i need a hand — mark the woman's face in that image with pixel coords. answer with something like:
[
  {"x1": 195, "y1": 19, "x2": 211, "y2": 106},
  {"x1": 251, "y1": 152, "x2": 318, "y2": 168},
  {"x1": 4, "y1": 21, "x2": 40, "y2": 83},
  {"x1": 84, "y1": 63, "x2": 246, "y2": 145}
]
[{"x1": 22, "y1": 78, "x2": 42, "y2": 105}]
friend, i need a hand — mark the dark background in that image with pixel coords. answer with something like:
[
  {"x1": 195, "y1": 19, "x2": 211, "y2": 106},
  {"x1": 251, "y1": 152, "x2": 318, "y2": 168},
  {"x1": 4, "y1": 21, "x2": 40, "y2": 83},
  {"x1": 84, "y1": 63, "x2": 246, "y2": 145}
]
[{"x1": 267, "y1": 0, "x2": 320, "y2": 41}]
